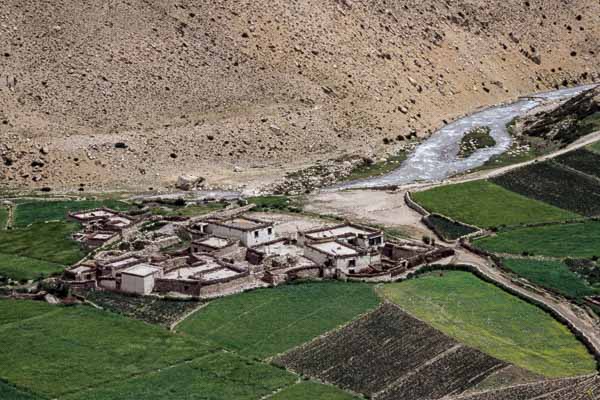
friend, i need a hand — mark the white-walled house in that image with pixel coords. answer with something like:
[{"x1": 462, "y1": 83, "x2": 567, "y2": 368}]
[
  {"x1": 120, "y1": 264, "x2": 162, "y2": 295},
  {"x1": 206, "y1": 217, "x2": 274, "y2": 247},
  {"x1": 299, "y1": 223, "x2": 384, "y2": 250},
  {"x1": 304, "y1": 240, "x2": 379, "y2": 275}
]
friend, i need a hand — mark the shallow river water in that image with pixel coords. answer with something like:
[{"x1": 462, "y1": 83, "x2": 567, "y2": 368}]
[{"x1": 337, "y1": 84, "x2": 599, "y2": 190}]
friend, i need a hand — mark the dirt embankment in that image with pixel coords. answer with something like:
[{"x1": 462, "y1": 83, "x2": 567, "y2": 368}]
[{"x1": 1, "y1": 0, "x2": 599, "y2": 193}]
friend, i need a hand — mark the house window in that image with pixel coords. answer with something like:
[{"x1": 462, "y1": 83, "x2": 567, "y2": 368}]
[
  {"x1": 369, "y1": 237, "x2": 382, "y2": 246},
  {"x1": 268, "y1": 228, "x2": 273, "y2": 235},
  {"x1": 349, "y1": 259, "x2": 356, "y2": 268},
  {"x1": 254, "y1": 231, "x2": 259, "y2": 238}
]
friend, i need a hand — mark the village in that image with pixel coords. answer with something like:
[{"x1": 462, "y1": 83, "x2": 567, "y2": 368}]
[{"x1": 60, "y1": 203, "x2": 455, "y2": 300}]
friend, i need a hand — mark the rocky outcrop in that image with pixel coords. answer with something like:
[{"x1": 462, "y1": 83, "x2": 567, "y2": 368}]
[{"x1": 520, "y1": 86, "x2": 600, "y2": 145}]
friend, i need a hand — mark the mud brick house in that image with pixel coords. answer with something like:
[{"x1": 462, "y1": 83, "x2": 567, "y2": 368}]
[
  {"x1": 205, "y1": 217, "x2": 274, "y2": 247},
  {"x1": 120, "y1": 264, "x2": 163, "y2": 295},
  {"x1": 154, "y1": 254, "x2": 253, "y2": 298},
  {"x1": 304, "y1": 240, "x2": 380, "y2": 276},
  {"x1": 299, "y1": 223, "x2": 384, "y2": 250}
]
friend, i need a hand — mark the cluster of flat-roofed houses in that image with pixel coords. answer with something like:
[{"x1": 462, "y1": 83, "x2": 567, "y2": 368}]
[{"x1": 62, "y1": 206, "x2": 454, "y2": 299}]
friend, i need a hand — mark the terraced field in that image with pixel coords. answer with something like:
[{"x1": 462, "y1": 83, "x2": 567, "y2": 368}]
[
  {"x1": 411, "y1": 181, "x2": 576, "y2": 228},
  {"x1": 474, "y1": 221, "x2": 600, "y2": 258},
  {"x1": 62, "y1": 352, "x2": 296, "y2": 400},
  {"x1": 269, "y1": 381, "x2": 359, "y2": 400},
  {"x1": 0, "y1": 206, "x2": 8, "y2": 230},
  {"x1": 425, "y1": 214, "x2": 478, "y2": 241},
  {"x1": 381, "y1": 271, "x2": 597, "y2": 377},
  {"x1": 502, "y1": 258, "x2": 598, "y2": 300},
  {"x1": 0, "y1": 222, "x2": 85, "y2": 281},
  {"x1": 0, "y1": 381, "x2": 40, "y2": 400},
  {"x1": 556, "y1": 149, "x2": 600, "y2": 180},
  {"x1": 0, "y1": 301, "x2": 214, "y2": 398},
  {"x1": 275, "y1": 304, "x2": 506, "y2": 400},
  {"x1": 492, "y1": 162, "x2": 600, "y2": 217},
  {"x1": 85, "y1": 290, "x2": 201, "y2": 327},
  {"x1": 451, "y1": 374, "x2": 600, "y2": 400},
  {"x1": 13, "y1": 199, "x2": 132, "y2": 227},
  {"x1": 178, "y1": 282, "x2": 381, "y2": 359}
]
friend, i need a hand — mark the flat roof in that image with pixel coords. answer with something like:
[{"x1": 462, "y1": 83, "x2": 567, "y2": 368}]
[
  {"x1": 197, "y1": 237, "x2": 231, "y2": 248},
  {"x1": 202, "y1": 268, "x2": 240, "y2": 281},
  {"x1": 164, "y1": 263, "x2": 219, "y2": 279},
  {"x1": 73, "y1": 210, "x2": 116, "y2": 219},
  {"x1": 210, "y1": 217, "x2": 272, "y2": 231},
  {"x1": 107, "y1": 257, "x2": 141, "y2": 268},
  {"x1": 310, "y1": 241, "x2": 358, "y2": 257},
  {"x1": 255, "y1": 241, "x2": 304, "y2": 257},
  {"x1": 70, "y1": 266, "x2": 93, "y2": 274},
  {"x1": 107, "y1": 216, "x2": 133, "y2": 226},
  {"x1": 306, "y1": 225, "x2": 378, "y2": 239},
  {"x1": 91, "y1": 233, "x2": 114, "y2": 240},
  {"x1": 122, "y1": 264, "x2": 161, "y2": 277}
]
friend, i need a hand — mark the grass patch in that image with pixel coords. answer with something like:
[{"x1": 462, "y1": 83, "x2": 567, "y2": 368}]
[
  {"x1": 381, "y1": 271, "x2": 597, "y2": 377},
  {"x1": 474, "y1": 221, "x2": 600, "y2": 258},
  {"x1": 63, "y1": 352, "x2": 296, "y2": 400},
  {"x1": 0, "y1": 301, "x2": 214, "y2": 398},
  {"x1": 0, "y1": 253, "x2": 64, "y2": 282},
  {"x1": 576, "y1": 112, "x2": 600, "y2": 138},
  {"x1": 458, "y1": 126, "x2": 496, "y2": 158},
  {"x1": 14, "y1": 199, "x2": 132, "y2": 227},
  {"x1": 270, "y1": 381, "x2": 359, "y2": 400},
  {"x1": 502, "y1": 258, "x2": 597, "y2": 300},
  {"x1": 0, "y1": 299, "x2": 56, "y2": 326},
  {"x1": 0, "y1": 222, "x2": 85, "y2": 266},
  {"x1": 178, "y1": 282, "x2": 381, "y2": 359},
  {"x1": 0, "y1": 207, "x2": 8, "y2": 230},
  {"x1": 411, "y1": 180, "x2": 576, "y2": 228},
  {"x1": 246, "y1": 195, "x2": 299, "y2": 212},
  {"x1": 0, "y1": 381, "x2": 41, "y2": 400},
  {"x1": 589, "y1": 137, "x2": 600, "y2": 154},
  {"x1": 343, "y1": 151, "x2": 407, "y2": 182}
]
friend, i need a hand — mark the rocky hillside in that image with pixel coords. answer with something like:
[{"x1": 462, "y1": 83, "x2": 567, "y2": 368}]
[
  {"x1": 520, "y1": 86, "x2": 600, "y2": 145},
  {"x1": 1, "y1": 0, "x2": 599, "y2": 193}
]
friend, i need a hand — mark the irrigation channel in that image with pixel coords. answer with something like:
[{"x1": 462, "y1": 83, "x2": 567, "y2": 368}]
[{"x1": 338, "y1": 83, "x2": 599, "y2": 190}]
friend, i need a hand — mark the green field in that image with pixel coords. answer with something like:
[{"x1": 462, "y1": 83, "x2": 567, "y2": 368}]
[
  {"x1": 381, "y1": 271, "x2": 596, "y2": 377},
  {"x1": 0, "y1": 299, "x2": 56, "y2": 326},
  {"x1": 63, "y1": 352, "x2": 295, "y2": 400},
  {"x1": 502, "y1": 258, "x2": 597, "y2": 300},
  {"x1": 0, "y1": 222, "x2": 85, "y2": 266},
  {"x1": 0, "y1": 301, "x2": 215, "y2": 398},
  {"x1": 589, "y1": 138, "x2": 600, "y2": 153},
  {"x1": 0, "y1": 381, "x2": 40, "y2": 400},
  {"x1": 270, "y1": 381, "x2": 359, "y2": 400},
  {"x1": 178, "y1": 282, "x2": 381, "y2": 359},
  {"x1": 0, "y1": 253, "x2": 64, "y2": 281},
  {"x1": 474, "y1": 221, "x2": 600, "y2": 258},
  {"x1": 14, "y1": 199, "x2": 132, "y2": 227},
  {"x1": 0, "y1": 207, "x2": 8, "y2": 230},
  {"x1": 411, "y1": 180, "x2": 577, "y2": 228}
]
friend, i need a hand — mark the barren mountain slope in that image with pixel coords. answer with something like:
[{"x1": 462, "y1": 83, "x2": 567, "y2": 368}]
[{"x1": 1, "y1": 0, "x2": 599, "y2": 192}]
